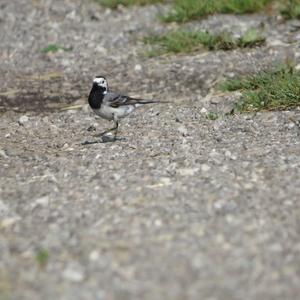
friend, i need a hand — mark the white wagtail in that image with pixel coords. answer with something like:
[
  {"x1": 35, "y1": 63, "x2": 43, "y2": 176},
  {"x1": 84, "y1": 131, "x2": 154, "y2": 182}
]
[{"x1": 84, "y1": 76, "x2": 164, "y2": 143}]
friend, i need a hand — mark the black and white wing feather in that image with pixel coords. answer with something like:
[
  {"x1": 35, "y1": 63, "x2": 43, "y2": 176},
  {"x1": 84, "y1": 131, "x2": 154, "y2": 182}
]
[{"x1": 104, "y1": 92, "x2": 160, "y2": 108}]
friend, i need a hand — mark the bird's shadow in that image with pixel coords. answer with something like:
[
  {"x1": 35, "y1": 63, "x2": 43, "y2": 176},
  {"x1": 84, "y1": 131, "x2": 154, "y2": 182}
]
[{"x1": 81, "y1": 136, "x2": 125, "y2": 145}]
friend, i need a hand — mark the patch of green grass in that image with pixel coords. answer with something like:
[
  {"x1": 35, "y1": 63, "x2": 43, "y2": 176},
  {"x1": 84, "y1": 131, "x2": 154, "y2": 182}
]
[
  {"x1": 280, "y1": 0, "x2": 300, "y2": 19},
  {"x1": 144, "y1": 28, "x2": 265, "y2": 56},
  {"x1": 36, "y1": 249, "x2": 49, "y2": 267},
  {"x1": 41, "y1": 44, "x2": 72, "y2": 54},
  {"x1": 238, "y1": 28, "x2": 266, "y2": 48},
  {"x1": 220, "y1": 66, "x2": 300, "y2": 112},
  {"x1": 206, "y1": 112, "x2": 219, "y2": 120},
  {"x1": 96, "y1": 0, "x2": 164, "y2": 8},
  {"x1": 163, "y1": 0, "x2": 273, "y2": 23}
]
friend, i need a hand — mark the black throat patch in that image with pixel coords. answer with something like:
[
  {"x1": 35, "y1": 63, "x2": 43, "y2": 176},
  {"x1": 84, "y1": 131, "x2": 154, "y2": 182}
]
[{"x1": 88, "y1": 84, "x2": 107, "y2": 109}]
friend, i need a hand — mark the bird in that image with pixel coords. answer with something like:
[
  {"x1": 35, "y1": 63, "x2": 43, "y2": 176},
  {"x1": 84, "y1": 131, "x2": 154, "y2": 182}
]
[{"x1": 86, "y1": 75, "x2": 164, "y2": 143}]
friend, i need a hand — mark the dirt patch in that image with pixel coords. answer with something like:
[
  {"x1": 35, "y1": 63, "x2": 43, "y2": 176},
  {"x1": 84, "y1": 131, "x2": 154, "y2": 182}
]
[{"x1": 0, "y1": 71, "x2": 87, "y2": 113}]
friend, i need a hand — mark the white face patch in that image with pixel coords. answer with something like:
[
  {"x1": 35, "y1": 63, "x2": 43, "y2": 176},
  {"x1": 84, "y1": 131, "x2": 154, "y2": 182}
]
[{"x1": 93, "y1": 77, "x2": 108, "y2": 90}]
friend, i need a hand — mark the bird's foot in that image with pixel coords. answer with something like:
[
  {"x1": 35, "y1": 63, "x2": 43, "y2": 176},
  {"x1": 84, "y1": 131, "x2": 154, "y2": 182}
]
[{"x1": 82, "y1": 134, "x2": 124, "y2": 146}]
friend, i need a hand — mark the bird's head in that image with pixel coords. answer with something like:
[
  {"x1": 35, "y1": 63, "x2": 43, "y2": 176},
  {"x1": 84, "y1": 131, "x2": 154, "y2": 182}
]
[{"x1": 93, "y1": 76, "x2": 108, "y2": 93}]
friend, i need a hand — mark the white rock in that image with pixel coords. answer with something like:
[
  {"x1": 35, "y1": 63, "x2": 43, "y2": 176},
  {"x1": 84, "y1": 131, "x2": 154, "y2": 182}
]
[
  {"x1": 0, "y1": 149, "x2": 8, "y2": 159},
  {"x1": 134, "y1": 64, "x2": 142, "y2": 72},
  {"x1": 154, "y1": 219, "x2": 163, "y2": 227},
  {"x1": 18, "y1": 115, "x2": 29, "y2": 125},
  {"x1": 62, "y1": 265, "x2": 85, "y2": 282},
  {"x1": 200, "y1": 107, "x2": 208, "y2": 113},
  {"x1": 49, "y1": 124, "x2": 60, "y2": 134},
  {"x1": 201, "y1": 164, "x2": 211, "y2": 172},
  {"x1": 33, "y1": 196, "x2": 49, "y2": 208},
  {"x1": 177, "y1": 168, "x2": 199, "y2": 176},
  {"x1": 225, "y1": 150, "x2": 237, "y2": 160},
  {"x1": 0, "y1": 200, "x2": 9, "y2": 216},
  {"x1": 1, "y1": 217, "x2": 19, "y2": 228},
  {"x1": 177, "y1": 126, "x2": 188, "y2": 136},
  {"x1": 89, "y1": 250, "x2": 100, "y2": 261},
  {"x1": 209, "y1": 149, "x2": 223, "y2": 164}
]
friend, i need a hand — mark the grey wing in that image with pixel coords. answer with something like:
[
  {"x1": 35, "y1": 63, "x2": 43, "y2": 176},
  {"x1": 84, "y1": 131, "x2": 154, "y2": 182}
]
[
  {"x1": 103, "y1": 92, "x2": 131, "y2": 108},
  {"x1": 104, "y1": 92, "x2": 159, "y2": 108}
]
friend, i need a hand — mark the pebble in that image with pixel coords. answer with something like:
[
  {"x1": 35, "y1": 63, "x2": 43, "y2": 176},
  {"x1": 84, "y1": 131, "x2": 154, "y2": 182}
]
[
  {"x1": 209, "y1": 149, "x2": 223, "y2": 164},
  {"x1": 1, "y1": 217, "x2": 19, "y2": 229},
  {"x1": 177, "y1": 125, "x2": 188, "y2": 136},
  {"x1": 32, "y1": 196, "x2": 50, "y2": 208},
  {"x1": 154, "y1": 219, "x2": 163, "y2": 227},
  {"x1": 62, "y1": 264, "x2": 85, "y2": 282},
  {"x1": 134, "y1": 64, "x2": 142, "y2": 72},
  {"x1": 49, "y1": 125, "x2": 60, "y2": 134},
  {"x1": 89, "y1": 250, "x2": 100, "y2": 261},
  {"x1": 0, "y1": 149, "x2": 8, "y2": 159},
  {"x1": 177, "y1": 168, "x2": 199, "y2": 176},
  {"x1": 18, "y1": 115, "x2": 29, "y2": 125},
  {"x1": 0, "y1": 200, "x2": 9, "y2": 216},
  {"x1": 225, "y1": 150, "x2": 237, "y2": 160},
  {"x1": 201, "y1": 164, "x2": 211, "y2": 172}
]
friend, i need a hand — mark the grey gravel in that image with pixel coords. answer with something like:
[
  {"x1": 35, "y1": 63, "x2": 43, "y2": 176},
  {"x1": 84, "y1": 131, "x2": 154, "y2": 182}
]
[{"x1": 1, "y1": 1, "x2": 300, "y2": 300}]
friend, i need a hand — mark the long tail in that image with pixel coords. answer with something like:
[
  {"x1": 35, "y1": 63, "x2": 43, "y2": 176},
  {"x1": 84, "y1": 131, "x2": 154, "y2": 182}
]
[{"x1": 131, "y1": 98, "x2": 170, "y2": 105}]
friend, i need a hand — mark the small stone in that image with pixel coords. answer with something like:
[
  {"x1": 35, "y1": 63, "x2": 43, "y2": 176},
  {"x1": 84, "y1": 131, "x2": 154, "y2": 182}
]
[
  {"x1": 18, "y1": 115, "x2": 29, "y2": 125},
  {"x1": 214, "y1": 201, "x2": 224, "y2": 210},
  {"x1": 1, "y1": 217, "x2": 19, "y2": 229},
  {"x1": 49, "y1": 125, "x2": 60, "y2": 134},
  {"x1": 89, "y1": 250, "x2": 100, "y2": 261},
  {"x1": 177, "y1": 126, "x2": 188, "y2": 136},
  {"x1": 201, "y1": 164, "x2": 211, "y2": 172},
  {"x1": 134, "y1": 64, "x2": 142, "y2": 72},
  {"x1": 209, "y1": 149, "x2": 223, "y2": 164},
  {"x1": 5, "y1": 133, "x2": 10, "y2": 138},
  {"x1": 32, "y1": 196, "x2": 49, "y2": 208},
  {"x1": 225, "y1": 150, "x2": 237, "y2": 160},
  {"x1": 0, "y1": 200, "x2": 9, "y2": 216},
  {"x1": 62, "y1": 265, "x2": 85, "y2": 282},
  {"x1": 225, "y1": 150, "x2": 232, "y2": 158},
  {"x1": 177, "y1": 168, "x2": 199, "y2": 176},
  {"x1": 0, "y1": 149, "x2": 8, "y2": 159},
  {"x1": 244, "y1": 183, "x2": 254, "y2": 190},
  {"x1": 200, "y1": 107, "x2": 208, "y2": 114},
  {"x1": 154, "y1": 219, "x2": 163, "y2": 227}
]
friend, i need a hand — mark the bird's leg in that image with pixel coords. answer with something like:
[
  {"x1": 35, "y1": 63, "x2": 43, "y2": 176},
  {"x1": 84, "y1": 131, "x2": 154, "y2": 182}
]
[
  {"x1": 113, "y1": 120, "x2": 119, "y2": 138},
  {"x1": 94, "y1": 121, "x2": 118, "y2": 137},
  {"x1": 99, "y1": 120, "x2": 119, "y2": 143},
  {"x1": 111, "y1": 120, "x2": 125, "y2": 141}
]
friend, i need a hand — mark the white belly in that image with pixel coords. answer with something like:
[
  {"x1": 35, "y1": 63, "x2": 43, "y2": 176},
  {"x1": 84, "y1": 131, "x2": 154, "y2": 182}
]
[{"x1": 93, "y1": 104, "x2": 136, "y2": 120}]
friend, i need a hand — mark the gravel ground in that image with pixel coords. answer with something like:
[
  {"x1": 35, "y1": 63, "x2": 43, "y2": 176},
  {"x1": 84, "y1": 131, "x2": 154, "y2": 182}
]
[{"x1": 1, "y1": 1, "x2": 300, "y2": 300}]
